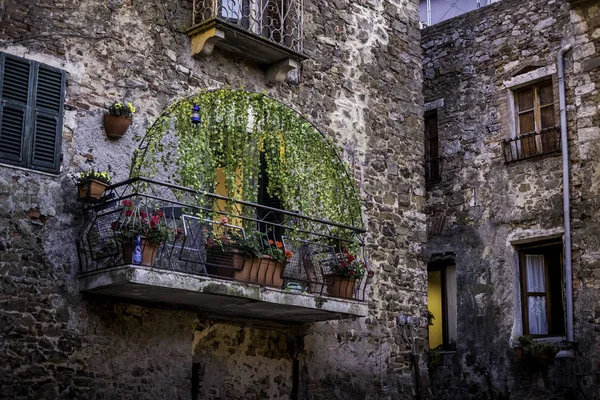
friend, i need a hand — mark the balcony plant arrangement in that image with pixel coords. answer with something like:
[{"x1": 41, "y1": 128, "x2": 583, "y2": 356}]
[
  {"x1": 104, "y1": 101, "x2": 135, "y2": 138},
  {"x1": 234, "y1": 230, "x2": 293, "y2": 288},
  {"x1": 113, "y1": 199, "x2": 180, "y2": 266},
  {"x1": 76, "y1": 169, "x2": 111, "y2": 202},
  {"x1": 327, "y1": 248, "x2": 371, "y2": 299},
  {"x1": 202, "y1": 217, "x2": 247, "y2": 278},
  {"x1": 514, "y1": 335, "x2": 559, "y2": 367}
]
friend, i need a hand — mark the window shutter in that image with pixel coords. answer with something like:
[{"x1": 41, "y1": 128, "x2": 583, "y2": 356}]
[
  {"x1": 0, "y1": 56, "x2": 30, "y2": 164},
  {"x1": 30, "y1": 65, "x2": 64, "y2": 172}
]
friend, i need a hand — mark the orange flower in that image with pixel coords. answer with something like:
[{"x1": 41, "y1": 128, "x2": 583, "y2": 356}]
[
  {"x1": 268, "y1": 239, "x2": 275, "y2": 246},
  {"x1": 285, "y1": 250, "x2": 293, "y2": 259},
  {"x1": 275, "y1": 241, "x2": 283, "y2": 249}
]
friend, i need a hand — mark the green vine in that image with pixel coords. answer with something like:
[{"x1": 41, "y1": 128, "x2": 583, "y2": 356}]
[{"x1": 130, "y1": 89, "x2": 363, "y2": 228}]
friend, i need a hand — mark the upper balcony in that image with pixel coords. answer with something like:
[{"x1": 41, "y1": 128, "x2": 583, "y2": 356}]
[
  {"x1": 187, "y1": 0, "x2": 307, "y2": 84},
  {"x1": 77, "y1": 177, "x2": 371, "y2": 324}
]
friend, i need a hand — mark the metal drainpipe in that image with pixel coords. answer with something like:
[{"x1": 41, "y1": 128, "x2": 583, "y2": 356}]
[{"x1": 558, "y1": 44, "x2": 573, "y2": 342}]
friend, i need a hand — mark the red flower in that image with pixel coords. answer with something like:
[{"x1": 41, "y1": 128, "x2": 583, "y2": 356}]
[
  {"x1": 368, "y1": 270, "x2": 375, "y2": 276},
  {"x1": 121, "y1": 199, "x2": 133, "y2": 207},
  {"x1": 284, "y1": 250, "x2": 293, "y2": 259},
  {"x1": 125, "y1": 210, "x2": 133, "y2": 216},
  {"x1": 139, "y1": 211, "x2": 148, "y2": 218}
]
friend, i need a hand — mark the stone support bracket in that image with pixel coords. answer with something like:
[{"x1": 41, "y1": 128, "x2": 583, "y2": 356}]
[
  {"x1": 190, "y1": 27, "x2": 225, "y2": 58},
  {"x1": 266, "y1": 58, "x2": 300, "y2": 85}
]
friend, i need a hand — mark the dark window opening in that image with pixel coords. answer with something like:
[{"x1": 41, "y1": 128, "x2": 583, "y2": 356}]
[
  {"x1": 425, "y1": 110, "x2": 441, "y2": 183},
  {"x1": 258, "y1": 152, "x2": 284, "y2": 240},
  {"x1": 0, "y1": 52, "x2": 65, "y2": 173},
  {"x1": 518, "y1": 241, "x2": 565, "y2": 337}
]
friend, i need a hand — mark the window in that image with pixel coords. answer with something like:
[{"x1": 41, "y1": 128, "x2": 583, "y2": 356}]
[
  {"x1": 427, "y1": 259, "x2": 457, "y2": 350},
  {"x1": 503, "y1": 80, "x2": 560, "y2": 162},
  {"x1": 519, "y1": 241, "x2": 565, "y2": 336},
  {"x1": 424, "y1": 110, "x2": 441, "y2": 182},
  {"x1": 0, "y1": 52, "x2": 65, "y2": 173}
]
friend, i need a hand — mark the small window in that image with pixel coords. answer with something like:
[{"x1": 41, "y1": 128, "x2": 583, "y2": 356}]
[
  {"x1": 0, "y1": 52, "x2": 65, "y2": 173},
  {"x1": 424, "y1": 110, "x2": 441, "y2": 183},
  {"x1": 519, "y1": 241, "x2": 565, "y2": 337},
  {"x1": 503, "y1": 80, "x2": 560, "y2": 162},
  {"x1": 427, "y1": 259, "x2": 457, "y2": 350}
]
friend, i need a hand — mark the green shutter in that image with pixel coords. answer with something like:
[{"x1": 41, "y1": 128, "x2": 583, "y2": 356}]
[
  {"x1": 0, "y1": 55, "x2": 30, "y2": 165},
  {"x1": 31, "y1": 65, "x2": 64, "y2": 171}
]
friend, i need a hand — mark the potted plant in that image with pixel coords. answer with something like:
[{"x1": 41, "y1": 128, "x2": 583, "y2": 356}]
[
  {"x1": 327, "y1": 248, "x2": 372, "y2": 299},
  {"x1": 514, "y1": 335, "x2": 559, "y2": 364},
  {"x1": 76, "y1": 169, "x2": 111, "y2": 201},
  {"x1": 104, "y1": 101, "x2": 135, "y2": 138},
  {"x1": 234, "y1": 231, "x2": 292, "y2": 288},
  {"x1": 113, "y1": 199, "x2": 181, "y2": 266},
  {"x1": 202, "y1": 217, "x2": 246, "y2": 278}
]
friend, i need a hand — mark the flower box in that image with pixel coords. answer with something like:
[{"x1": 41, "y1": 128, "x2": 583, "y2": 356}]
[
  {"x1": 234, "y1": 255, "x2": 284, "y2": 288},
  {"x1": 326, "y1": 276, "x2": 356, "y2": 299}
]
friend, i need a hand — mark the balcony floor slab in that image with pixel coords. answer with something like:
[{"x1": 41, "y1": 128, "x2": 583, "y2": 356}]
[{"x1": 79, "y1": 266, "x2": 368, "y2": 323}]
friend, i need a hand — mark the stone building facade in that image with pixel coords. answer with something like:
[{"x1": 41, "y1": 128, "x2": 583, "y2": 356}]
[
  {"x1": 0, "y1": 1, "x2": 428, "y2": 399},
  {"x1": 423, "y1": 0, "x2": 600, "y2": 398}
]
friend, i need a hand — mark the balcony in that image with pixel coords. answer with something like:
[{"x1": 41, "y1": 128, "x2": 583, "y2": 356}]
[
  {"x1": 187, "y1": 0, "x2": 307, "y2": 84},
  {"x1": 77, "y1": 177, "x2": 371, "y2": 323},
  {"x1": 503, "y1": 127, "x2": 561, "y2": 163}
]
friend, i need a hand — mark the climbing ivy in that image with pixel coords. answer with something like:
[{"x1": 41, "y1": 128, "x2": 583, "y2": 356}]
[{"x1": 130, "y1": 89, "x2": 363, "y2": 228}]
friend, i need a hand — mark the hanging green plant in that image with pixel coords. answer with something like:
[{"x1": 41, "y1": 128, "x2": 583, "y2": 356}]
[{"x1": 130, "y1": 89, "x2": 363, "y2": 229}]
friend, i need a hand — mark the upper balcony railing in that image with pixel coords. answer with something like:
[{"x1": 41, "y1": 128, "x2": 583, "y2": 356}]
[
  {"x1": 502, "y1": 127, "x2": 561, "y2": 163},
  {"x1": 77, "y1": 177, "x2": 371, "y2": 303},
  {"x1": 192, "y1": 0, "x2": 303, "y2": 53}
]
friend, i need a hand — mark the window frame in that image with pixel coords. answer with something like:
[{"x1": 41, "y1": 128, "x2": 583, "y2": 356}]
[
  {"x1": 424, "y1": 110, "x2": 441, "y2": 183},
  {"x1": 0, "y1": 52, "x2": 66, "y2": 174},
  {"x1": 427, "y1": 259, "x2": 457, "y2": 351},
  {"x1": 518, "y1": 240, "x2": 565, "y2": 337}
]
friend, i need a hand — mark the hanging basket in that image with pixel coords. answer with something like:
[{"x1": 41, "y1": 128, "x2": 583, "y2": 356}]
[
  {"x1": 104, "y1": 114, "x2": 131, "y2": 138},
  {"x1": 77, "y1": 180, "x2": 109, "y2": 202}
]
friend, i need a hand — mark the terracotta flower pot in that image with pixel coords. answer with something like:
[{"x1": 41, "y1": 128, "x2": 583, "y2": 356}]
[
  {"x1": 235, "y1": 255, "x2": 284, "y2": 288},
  {"x1": 122, "y1": 237, "x2": 158, "y2": 266},
  {"x1": 327, "y1": 276, "x2": 356, "y2": 299},
  {"x1": 104, "y1": 114, "x2": 131, "y2": 138},
  {"x1": 78, "y1": 180, "x2": 109, "y2": 201}
]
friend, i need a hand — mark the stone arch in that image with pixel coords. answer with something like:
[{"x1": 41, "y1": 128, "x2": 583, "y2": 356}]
[{"x1": 129, "y1": 89, "x2": 363, "y2": 228}]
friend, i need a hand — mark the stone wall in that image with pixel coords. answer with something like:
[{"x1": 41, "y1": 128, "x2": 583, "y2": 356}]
[
  {"x1": 423, "y1": 0, "x2": 600, "y2": 398},
  {"x1": 0, "y1": 0, "x2": 426, "y2": 399}
]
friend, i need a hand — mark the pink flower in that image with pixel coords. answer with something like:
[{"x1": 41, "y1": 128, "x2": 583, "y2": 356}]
[{"x1": 218, "y1": 216, "x2": 229, "y2": 225}]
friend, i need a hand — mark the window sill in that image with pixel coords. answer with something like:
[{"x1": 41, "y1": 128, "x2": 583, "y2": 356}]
[{"x1": 0, "y1": 162, "x2": 60, "y2": 178}]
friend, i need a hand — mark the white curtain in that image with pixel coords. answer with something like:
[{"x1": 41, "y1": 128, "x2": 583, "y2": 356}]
[{"x1": 526, "y1": 255, "x2": 548, "y2": 335}]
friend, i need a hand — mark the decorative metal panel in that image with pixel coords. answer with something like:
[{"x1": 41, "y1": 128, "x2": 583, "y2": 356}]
[{"x1": 192, "y1": 0, "x2": 303, "y2": 53}]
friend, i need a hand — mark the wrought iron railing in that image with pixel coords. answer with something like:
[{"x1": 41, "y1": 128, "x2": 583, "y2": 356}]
[
  {"x1": 77, "y1": 177, "x2": 371, "y2": 301},
  {"x1": 192, "y1": 0, "x2": 303, "y2": 53},
  {"x1": 503, "y1": 127, "x2": 561, "y2": 163}
]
